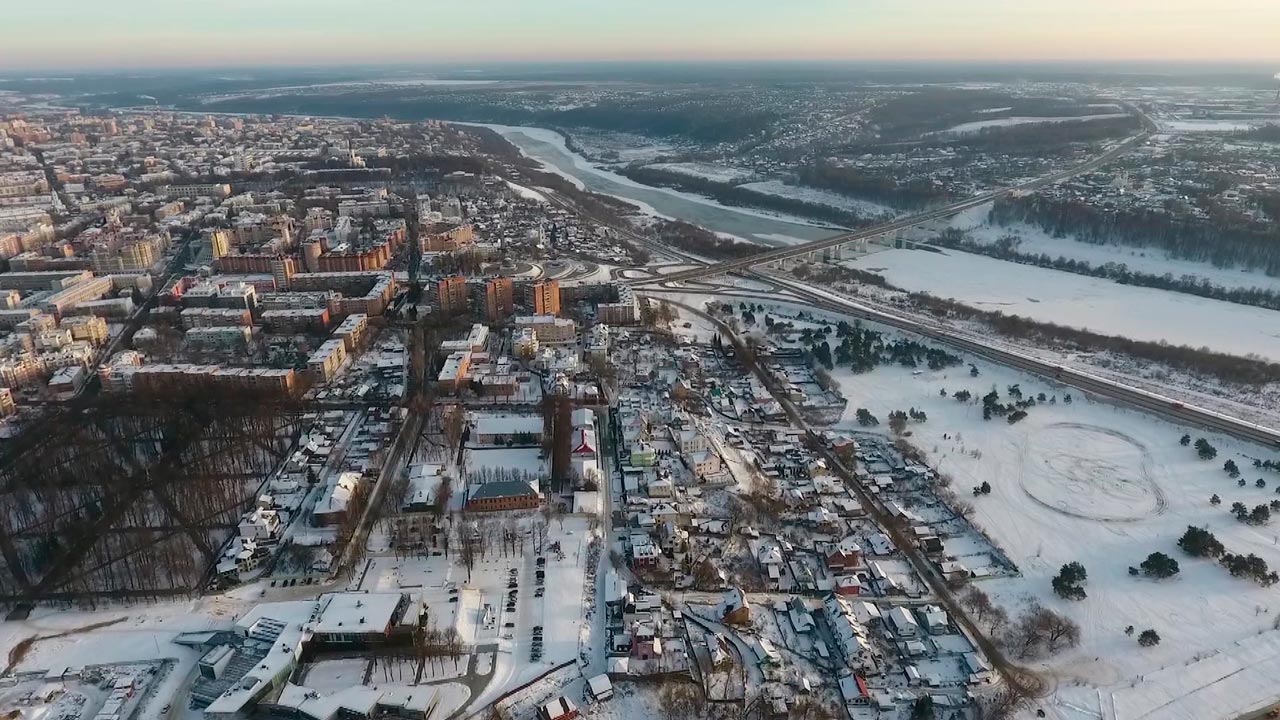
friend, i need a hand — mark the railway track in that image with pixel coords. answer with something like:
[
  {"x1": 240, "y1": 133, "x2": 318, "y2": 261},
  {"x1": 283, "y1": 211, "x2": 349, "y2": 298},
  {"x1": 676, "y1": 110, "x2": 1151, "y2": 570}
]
[{"x1": 764, "y1": 275, "x2": 1280, "y2": 448}]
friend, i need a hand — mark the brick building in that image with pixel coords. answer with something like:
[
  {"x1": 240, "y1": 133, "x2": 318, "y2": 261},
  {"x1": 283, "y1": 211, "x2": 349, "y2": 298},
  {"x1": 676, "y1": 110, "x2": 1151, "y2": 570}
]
[{"x1": 464, "y1": 481, "x2": 541, "y2": 512}]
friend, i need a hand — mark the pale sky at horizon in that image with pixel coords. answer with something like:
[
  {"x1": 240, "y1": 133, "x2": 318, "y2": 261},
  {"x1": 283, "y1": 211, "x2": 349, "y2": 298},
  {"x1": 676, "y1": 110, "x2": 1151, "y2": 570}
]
[{"x1": 6, "y1": 0, "x2": 1280, "y2": 72}]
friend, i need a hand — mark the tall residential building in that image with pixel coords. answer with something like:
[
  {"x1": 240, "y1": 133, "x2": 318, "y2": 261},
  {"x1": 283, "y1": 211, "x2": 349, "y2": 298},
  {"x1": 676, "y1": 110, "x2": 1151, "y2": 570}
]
[
  {"x1": 532, "y1": 280, "x2": 561, "y2": 317},
  {"x1": 209, "y1": 230, "x2": 232, "y2": 259},
  {"x1": 270, "y1": 256, "x2": 297, "y2": 290},
  {"x1": 485, "y1": 277, "x2": 514, "y2": 322},
  {"x1": 301, "y1": 240, "x2": 324, "y2": 273},
  {"x1": 90, "y1": 239, "x2": 162, "y2": 274},
  {"x1": 0, "y1": 387, "x2": 17, "y2": 417},
  {"x1": 437, "y1": 276, "x2": 468, "y2": 316}
]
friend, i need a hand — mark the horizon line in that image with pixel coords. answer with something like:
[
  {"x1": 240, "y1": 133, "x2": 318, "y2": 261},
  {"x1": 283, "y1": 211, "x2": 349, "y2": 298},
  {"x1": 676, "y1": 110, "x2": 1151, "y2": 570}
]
[{"x1": 3, "y1": 57, "x2": 1280, "y2": 77}]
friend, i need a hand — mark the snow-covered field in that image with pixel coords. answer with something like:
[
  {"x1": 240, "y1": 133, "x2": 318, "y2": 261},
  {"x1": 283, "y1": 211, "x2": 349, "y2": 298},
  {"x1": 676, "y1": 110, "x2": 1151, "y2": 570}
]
[
  {"x1": 934, "y1": 113, "x2": 1129, "y2": 136},
  {"x1": 505, "y1": 180, "x2": 548, "y2": 202},
  {"x1": 1161, "y1": 118, "x2": 1273, "y2": 133},
  {"x1": 846, "y1": 247, "x2": 1280, "y2": 361},
  {"x1": 949, "y1": 204, "x2": 1280, "y2": 295},
  {"x1": 642, "y1": 162, "x2": 756, "y2": 183},
  {"x1": 739, "y1": 179, "x2": 900, "y2": 218},
  {"x1": 829, "y1": 352, "x2": 1280, "y2": 720}
]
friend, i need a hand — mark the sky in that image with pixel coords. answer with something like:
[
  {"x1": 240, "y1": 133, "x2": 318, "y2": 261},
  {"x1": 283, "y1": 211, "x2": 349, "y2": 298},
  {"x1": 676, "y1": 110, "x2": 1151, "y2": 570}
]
[{"x1": 5, "y1": 0, "x2": 1280, "y2": 71}]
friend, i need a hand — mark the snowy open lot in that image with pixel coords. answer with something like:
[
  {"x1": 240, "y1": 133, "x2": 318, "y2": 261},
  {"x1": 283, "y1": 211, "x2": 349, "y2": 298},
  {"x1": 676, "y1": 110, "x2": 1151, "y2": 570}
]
[
  {"x1": 360, "y1": 514, "x2": 597, "y2": 712},
  {"x1": 829, "y1": 350, "x2": 1280, "y2": 720},
  {"x1": 846, "y1": 246, "x2": 1280, "y2": 361},
  {"x1": 0, "y1": 592, "x2": 254, "y2": 720}
]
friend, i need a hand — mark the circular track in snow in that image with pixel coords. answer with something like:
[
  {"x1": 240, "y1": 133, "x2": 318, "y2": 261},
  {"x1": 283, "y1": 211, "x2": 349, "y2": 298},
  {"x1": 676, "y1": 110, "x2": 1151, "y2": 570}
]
[{"x1": 1015, "y1": 422, "x2": 1166, "y2": 523}]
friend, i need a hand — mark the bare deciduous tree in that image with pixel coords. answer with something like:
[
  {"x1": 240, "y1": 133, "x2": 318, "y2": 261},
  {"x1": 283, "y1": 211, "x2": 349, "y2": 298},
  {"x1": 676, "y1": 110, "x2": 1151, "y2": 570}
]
[{"x1": 975, "y1": 686, "x2": 1031, "y2": 720}]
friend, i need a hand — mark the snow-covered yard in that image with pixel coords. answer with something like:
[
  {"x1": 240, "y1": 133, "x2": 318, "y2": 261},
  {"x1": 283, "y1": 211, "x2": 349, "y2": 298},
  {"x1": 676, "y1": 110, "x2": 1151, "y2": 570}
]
[
  {"x1": 466, "y1": 447, "x2": 545, "y2": 473},
  {"x1": 504, "y1": 180, "x2": 548, "y2": 202}
]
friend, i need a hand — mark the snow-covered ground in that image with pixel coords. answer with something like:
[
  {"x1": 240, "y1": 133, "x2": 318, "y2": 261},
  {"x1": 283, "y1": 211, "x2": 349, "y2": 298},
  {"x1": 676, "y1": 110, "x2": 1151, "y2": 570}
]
[
  {"x1": 739, "y1": 179, "x2": 900, "y2": 218},
  {"x1": 0, "y1": 592, "x2": 255, "y2": 720},
  {"x1": 642, "y1": 162, "x2": 756, "y2": 183},
  {"x1": 949, "y1": 204, "x2": 1280, "y2": 295},
  {"x1": 934, "y1": 113, "x2": 1129, "y2": 136},
  {"x1": 466, "y1": 447, "x2": 544, "y2": 472},
  {"x1": 845, "y1": 247, "x2": 1280, "y2": 361},
  {"x1": 505, "y1": 180, "x2": 548, "y2": 202},
  {"x1": 828, "y1": 353, "x2": 1280, "y2": 720},
  {"x1": 1161, "y1": 118, "x2": 1274, "y2": 133},
  {"x1": 359, "y1": 513, "x2": 596, "y2": 713}
]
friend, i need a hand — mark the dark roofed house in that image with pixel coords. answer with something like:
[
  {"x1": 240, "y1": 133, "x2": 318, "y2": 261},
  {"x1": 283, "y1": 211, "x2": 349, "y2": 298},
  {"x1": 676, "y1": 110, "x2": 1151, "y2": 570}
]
[{"x1": 465, "y1": 480, "x2": 541, "y2": 512}]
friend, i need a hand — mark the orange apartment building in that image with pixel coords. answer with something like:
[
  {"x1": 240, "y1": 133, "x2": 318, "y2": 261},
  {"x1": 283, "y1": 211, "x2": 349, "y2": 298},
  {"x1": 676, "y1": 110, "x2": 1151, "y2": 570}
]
[
  {"x1": 531, "y1": 280, "x2": 561, "y2": 316},
  {"x1": 485, "y1": 277, "x2": 514, "y2": 322},
  {"x1": 437, "y1": 276, "x2": 469, "y2": 316}
]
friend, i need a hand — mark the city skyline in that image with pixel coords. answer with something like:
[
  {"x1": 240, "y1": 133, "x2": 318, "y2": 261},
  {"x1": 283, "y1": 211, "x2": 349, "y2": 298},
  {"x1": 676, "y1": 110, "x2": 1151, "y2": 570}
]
[{"x1": 5, "y1": 0, "x2": 1280, "y2": 72}]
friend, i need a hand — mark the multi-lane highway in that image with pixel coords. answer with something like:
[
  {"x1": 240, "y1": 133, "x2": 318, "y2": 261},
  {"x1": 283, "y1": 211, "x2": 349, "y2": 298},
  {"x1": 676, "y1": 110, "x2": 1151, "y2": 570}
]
[
  {"x1": 629, "y1": 127, "x2": 1152, "y2": 287},
  {"x1": 757, "y1": 274, "x2": 1280, "y2": 448}
]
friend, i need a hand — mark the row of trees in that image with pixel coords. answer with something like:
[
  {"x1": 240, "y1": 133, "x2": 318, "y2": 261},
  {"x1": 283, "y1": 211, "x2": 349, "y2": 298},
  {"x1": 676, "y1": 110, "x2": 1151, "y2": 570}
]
[
  {"x1": 933, "y1": 229, "x2": 1280, "y2": 311},
  {"x1": 454, "y1": 511, "x2": 560, "y2": 582},
  {"x1": 959, "y1": 587, "x2": 1082, "y2": 661},
  {"x1": 371, "y1": 622, "x2": 467, "y2": 683},
  {"x1": 887, "y1": 408, "x2": 928, "y2": 434},
  {"x1": 989, "y1": 192, "x2": 1280, "y2": 277},
  {"x1": 1230, "y1": 501, "x2": 1275, "y2": 526},
  {"x1": 1178, "y1": 526, "x2": 1278, "y2": 586},
  {"x1": 905, "y1": 290, "x2": 1280, "y2": 385},
  {"x1": 655, "y1": 220, "x2": 762, "y2": 260},
  {"x1": 617, "y1": 165, "x2": 877, "y2": 228},
  {"x1": 981, "y1": 385, "x2": 1040, "y2": 423},
  {"x1": 831, "y1": 320, "x2": 963, "y2": 373},
  {"x1": 795, "y1": 162, "x2": 957, "y2": 211}
]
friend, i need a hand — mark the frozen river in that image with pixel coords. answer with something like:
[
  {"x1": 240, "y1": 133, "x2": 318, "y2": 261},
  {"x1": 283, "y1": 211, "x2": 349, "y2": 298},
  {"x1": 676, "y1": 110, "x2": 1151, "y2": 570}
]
[{"x1": 468, "y1": 123, "x2": 834, "y2": 246}]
